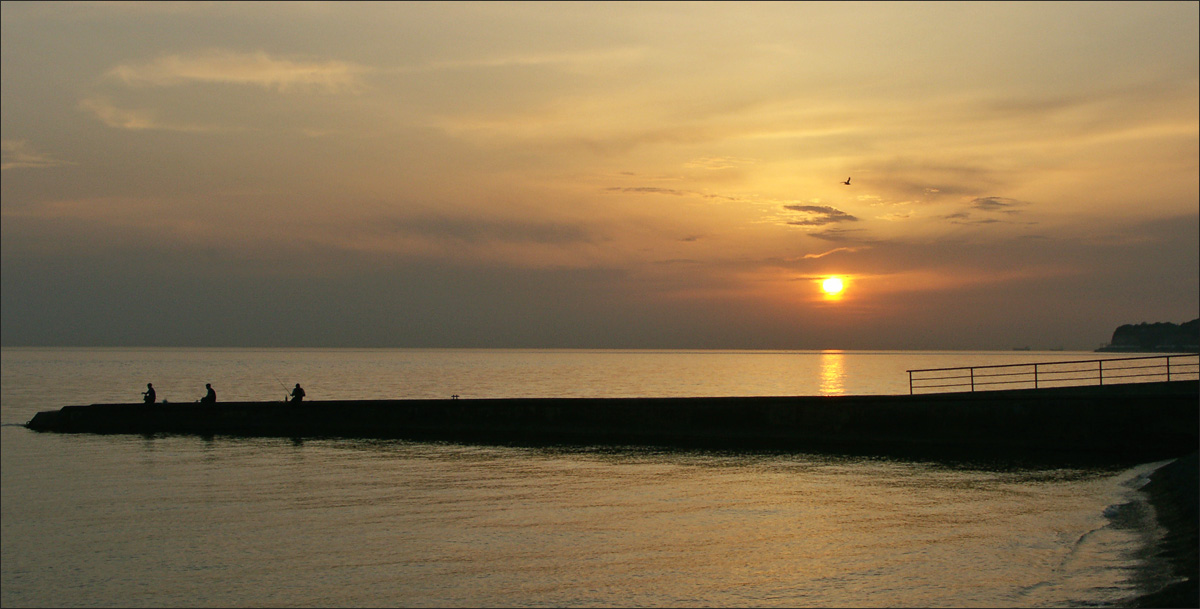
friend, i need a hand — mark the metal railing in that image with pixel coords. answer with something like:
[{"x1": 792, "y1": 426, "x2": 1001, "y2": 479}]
[{"x1": 907, "y1": 353, "x2": 1200, "y2": 394}]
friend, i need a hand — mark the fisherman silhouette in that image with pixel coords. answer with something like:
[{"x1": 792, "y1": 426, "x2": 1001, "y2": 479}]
[
  {"x1": 200, "y1": 383, "x2": 216, "y2": 404},
  {"x1": 290, "y1": 383, "x2": 306, "y2": 403},
  {"x1": 143, "y1": 383, "x2": 156, "y2": 404}
]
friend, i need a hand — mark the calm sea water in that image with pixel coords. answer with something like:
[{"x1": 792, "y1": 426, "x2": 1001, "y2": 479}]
[{"x1": 0, "y1": 348, "x2": 1178, "y2": 607}]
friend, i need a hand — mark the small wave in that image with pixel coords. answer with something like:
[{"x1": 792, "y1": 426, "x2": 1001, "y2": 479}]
[
  {"x1": 1103, "y1": 461, "x2": 1183, "y2": 605},
  {"x1": 1019, "y1": 463, "x2": 1174, "y2": 606},
  {"x1": 1103, "y1": 499, "x2": 1155, "y2": 530}
]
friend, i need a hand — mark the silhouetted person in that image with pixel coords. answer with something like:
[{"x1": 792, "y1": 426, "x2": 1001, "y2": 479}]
[
  {"x1": 290, "y1": 383, "x2": 305, "y2": 402},
  {"x1": 200, "y1": 383, "x2": 216, "y2": 404},
  {"x1": 143, "y1": 383, "x2": 156, "y2": 404}
]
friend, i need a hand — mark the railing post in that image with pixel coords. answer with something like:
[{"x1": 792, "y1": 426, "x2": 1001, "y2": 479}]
[
  {"x1": 1167, "y1": 355, "x2": 1171, "y2": 382},
  {"x1": 1033, "y1": 363, "x2": 1038, "y2": 389},
  {"x1": 1099, "y1": 360, "x2": 1104, "y2": 386},
  {"x1": 909, "y1": 370, "x2": 914, "y2": 395},
  {"x1": 970, "y1": 367, "x2": 975, "y2": 392}
]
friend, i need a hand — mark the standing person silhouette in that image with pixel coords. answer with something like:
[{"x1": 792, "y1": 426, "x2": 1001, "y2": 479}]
[
  {"x1": 200, "y1": 383, "x2": 216, "y2": 403},
  {"x1": 290, "y1": 383, "x2": 305, "y2": 403},
  {"x1": 142, "y1": 383, "x2": 156, "y2": 404}
]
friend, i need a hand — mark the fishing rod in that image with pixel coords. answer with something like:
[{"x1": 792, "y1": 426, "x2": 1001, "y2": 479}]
[
  {"x1": 255, "y1": 361, "x2": 289, "y2": 402},
  {"x1": 241, "y1": 357, "x2": 294, "y2": 402},
  {"x1": 270, "y1": 373, "x2": 291, "y2": 402}
]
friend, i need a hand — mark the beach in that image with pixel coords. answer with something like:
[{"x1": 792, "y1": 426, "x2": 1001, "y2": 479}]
[{"x1": 1132, "y1": 451, "x2": 1199, "y2": 608}]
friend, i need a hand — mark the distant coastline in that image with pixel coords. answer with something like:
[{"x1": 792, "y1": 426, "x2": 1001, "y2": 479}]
[{"x1": 1095, "y1": 318, "x2": 1199, "y2": 353}]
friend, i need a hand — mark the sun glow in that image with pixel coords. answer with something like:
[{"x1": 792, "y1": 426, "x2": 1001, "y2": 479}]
[{"x1": 821, "y1": 276, "x2": 845, "y2": 296}]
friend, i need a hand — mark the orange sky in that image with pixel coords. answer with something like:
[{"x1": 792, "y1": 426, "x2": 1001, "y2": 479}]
[{"x1": 2, "y1": 1, "x2": 1197, "y2": 349}]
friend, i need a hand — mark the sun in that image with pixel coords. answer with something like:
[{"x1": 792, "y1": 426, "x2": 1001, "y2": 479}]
[{"x1": 821, "y1": 276, "x2": 845, "y2": 296}]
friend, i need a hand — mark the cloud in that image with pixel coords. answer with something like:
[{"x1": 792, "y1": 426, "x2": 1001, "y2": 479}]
[
  {"x1": 77, "y1": 97, "x2": 224, "y2": 132},
  {"x1": 875, "y1": 211, "x2": 915, "y2": 222},
  {"x1": 783, "y1": 205, "x2": 860, "y2": 226},
  {"x1": 1, "y1": 140, "x2": 72, "y2": 170},
  {"x1": 105, "y1": 50, "x2": 367, "y2": 93},
  {"x1": 801, "y1": 246, "x2": 863, "y2": 259},
  {"x1": 806, "y1": 228, "x2": 871, "y2": 242},
  {"x1": 301, "y1": 213, "x2": 609, "y2": 268},
  {"x1": 608, "y1": 187, "x2": 689, "y2": 196},
  {"x1": 683, "y1": 156, "x2": 756, "y2": 170},
  {"x1": 941, "y1": 196, "x2": 1035, "y2": 225},
  {"x1": 389, "y1": 47, "x2": 646, "y2": 75},
  {"x1": 948, "y1": 217, "x2": 1003, "y2": 225},
  {"x1": 970, "y1": 196, "x2": 1028, "y2": 213},
  {"x1": 605, "y1": 186, "x2": 740, "y2": 202},
  {"x1": 374, "y1": 215, "x2": 593, "y2": 245}
]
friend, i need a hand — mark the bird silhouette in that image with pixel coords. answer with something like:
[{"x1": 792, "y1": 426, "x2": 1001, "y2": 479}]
[{"x1": 842, "y1": 177, "x2": 851, "y2": 185}]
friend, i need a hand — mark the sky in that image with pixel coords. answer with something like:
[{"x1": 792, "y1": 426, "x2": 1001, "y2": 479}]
[{"x1": 2, "y1": 1, "x2": 1197, "y2": 350}]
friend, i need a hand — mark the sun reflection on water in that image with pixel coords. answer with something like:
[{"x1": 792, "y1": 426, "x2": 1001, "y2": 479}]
[{"x1": 819, "y1": 350, "x2": 845, "y2": 395}]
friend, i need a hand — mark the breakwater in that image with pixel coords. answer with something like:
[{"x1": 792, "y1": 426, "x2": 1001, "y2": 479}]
[{"x1": 26, "y1": 379, "x2": 1198, "y2": 463}]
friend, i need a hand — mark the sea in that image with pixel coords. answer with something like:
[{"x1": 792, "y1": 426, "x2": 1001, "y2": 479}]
[{"x1": 0, "y1": 348, "x2": 1183, "y2": 608}]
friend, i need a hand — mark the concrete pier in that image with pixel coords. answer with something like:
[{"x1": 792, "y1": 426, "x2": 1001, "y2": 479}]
[{"x1": 26, "y1": 380, "x2": 1198, "y2": 463}]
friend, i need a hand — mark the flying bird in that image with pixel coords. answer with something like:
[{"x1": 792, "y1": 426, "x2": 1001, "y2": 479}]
[{"x1": 842, "y1": 177, "x2": 851, "y2": 185}]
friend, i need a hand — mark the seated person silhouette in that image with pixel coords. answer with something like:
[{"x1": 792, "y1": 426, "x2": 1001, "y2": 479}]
[
  {"x1": 200, "y1": 383, "x2": 216, "y2": 404},
  {"x1": 143, "y1": 383, "x2": 156, "y2": 404},
  {"x1": 290, "y1": 383, "x2": 306, "y2": 403}
]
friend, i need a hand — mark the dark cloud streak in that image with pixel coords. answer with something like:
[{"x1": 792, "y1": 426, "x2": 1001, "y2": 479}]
[
  {"x1": 374, "y1": 215, "x2": 593, "y2": 245},
  {"x1": 970, "y1": 196, "x2": 1028, "y2": 213},
  {"x1": 784, "y1": 205, "x2": 859, "y2": 226}
]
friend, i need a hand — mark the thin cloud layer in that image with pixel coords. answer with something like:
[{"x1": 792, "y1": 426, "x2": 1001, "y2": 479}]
[
  {"x1": 78, "y1": 97, "x2": 224, "y2": 132},
  {"x1": 106, "y1": 50, "x2": 367, "y2": 92},
  {"x1": 0, "y1": 140, "x2": 72, "y2": 170}
]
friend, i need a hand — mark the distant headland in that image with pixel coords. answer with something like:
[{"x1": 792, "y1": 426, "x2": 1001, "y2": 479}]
[{"x1": 1096, "y1": 318, "x2": 1199, "y2": 353}]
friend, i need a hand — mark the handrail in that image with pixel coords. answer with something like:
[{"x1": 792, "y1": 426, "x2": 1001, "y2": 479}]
[{"x1": 907, "y1": 353, "x2": 1200, "y2": 394}]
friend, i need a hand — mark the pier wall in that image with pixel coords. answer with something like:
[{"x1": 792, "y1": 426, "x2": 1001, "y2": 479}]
[{"x1": 26, "y1": 380, "x2": 1198, "y2": 462}]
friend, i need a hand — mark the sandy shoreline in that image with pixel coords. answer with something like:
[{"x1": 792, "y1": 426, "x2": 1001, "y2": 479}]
[{"x1": 1129, "y1": 451, "x2": 1199, "y2": 608}]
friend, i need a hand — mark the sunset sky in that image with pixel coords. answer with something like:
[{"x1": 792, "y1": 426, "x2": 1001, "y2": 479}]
[{"x1": 2, "y1": 1, "x2": 1197, "y2": 350}]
